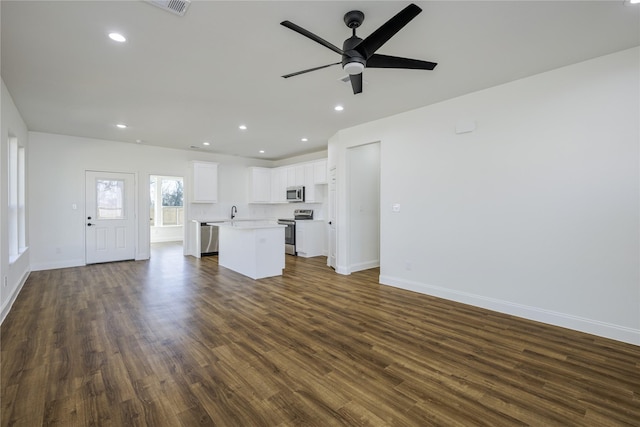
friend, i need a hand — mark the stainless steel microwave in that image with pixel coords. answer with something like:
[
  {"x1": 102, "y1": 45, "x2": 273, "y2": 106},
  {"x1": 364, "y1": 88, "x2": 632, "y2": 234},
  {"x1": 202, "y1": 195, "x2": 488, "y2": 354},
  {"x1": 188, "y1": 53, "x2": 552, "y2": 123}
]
[{"x1": 286, "y1": 186, "x2": 305, "y2": 202}]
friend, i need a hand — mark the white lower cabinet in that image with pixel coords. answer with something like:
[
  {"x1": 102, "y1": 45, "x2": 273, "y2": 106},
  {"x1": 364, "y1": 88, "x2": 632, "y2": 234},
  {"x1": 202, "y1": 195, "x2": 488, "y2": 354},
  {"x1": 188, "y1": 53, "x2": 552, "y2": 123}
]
[{"x1": 295, "y1": 220, "x2": 326, "y2": 258}]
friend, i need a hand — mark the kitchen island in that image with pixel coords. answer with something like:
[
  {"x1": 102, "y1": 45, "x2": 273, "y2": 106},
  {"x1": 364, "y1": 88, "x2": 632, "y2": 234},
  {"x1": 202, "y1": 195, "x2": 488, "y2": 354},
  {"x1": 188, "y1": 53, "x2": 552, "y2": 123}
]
[{"x1": 215, "y1": 221, "x2": 286, "y2": 280}]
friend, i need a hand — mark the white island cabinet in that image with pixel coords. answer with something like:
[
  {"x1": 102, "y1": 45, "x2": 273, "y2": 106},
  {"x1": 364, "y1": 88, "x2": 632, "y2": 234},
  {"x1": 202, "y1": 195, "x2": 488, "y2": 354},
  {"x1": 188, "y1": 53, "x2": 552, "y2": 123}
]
[{"x1": 217, "y1": 222, "x2": 286, "y2": 279}]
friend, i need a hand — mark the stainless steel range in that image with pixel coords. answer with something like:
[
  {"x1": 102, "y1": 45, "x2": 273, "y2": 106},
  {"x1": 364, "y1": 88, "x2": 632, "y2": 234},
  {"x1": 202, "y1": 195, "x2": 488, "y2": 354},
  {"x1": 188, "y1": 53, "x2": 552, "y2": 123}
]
[{"x1": 278, "y1": 209, "x2": 313, "y2": 255}]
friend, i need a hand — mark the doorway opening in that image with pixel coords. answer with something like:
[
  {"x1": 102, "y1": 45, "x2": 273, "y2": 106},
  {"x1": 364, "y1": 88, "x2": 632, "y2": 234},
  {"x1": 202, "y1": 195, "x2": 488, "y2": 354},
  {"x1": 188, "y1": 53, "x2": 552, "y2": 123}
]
[
  {"x1": 150, "y1": 175, "x2": 184, "y2": 250},
  {"x1": 346, "y1": 142, "x2": 380, "y2": 273}
]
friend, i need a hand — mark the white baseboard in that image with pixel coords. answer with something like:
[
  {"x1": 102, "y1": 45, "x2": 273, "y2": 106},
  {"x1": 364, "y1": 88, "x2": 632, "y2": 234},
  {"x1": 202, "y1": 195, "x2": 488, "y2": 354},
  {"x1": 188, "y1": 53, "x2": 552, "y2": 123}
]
[
  {"x1": 350, "y1": 260, "x2": 380, "y2": 273},
  {"x1": 379, "y1": 275, "x2": 639, "y2": 346},
  {"x1": 0, "y1": 269, "x2": 30, "y2": 325},
  {"x1": 30, "y1": 258, "x2": 84, "y2": 272},
  {"x1": 335, "y1": 265, "x2": 350, "y2": 275},
  {"x1": 336, "y1": 260, "x2": 380, "y2": 275}
]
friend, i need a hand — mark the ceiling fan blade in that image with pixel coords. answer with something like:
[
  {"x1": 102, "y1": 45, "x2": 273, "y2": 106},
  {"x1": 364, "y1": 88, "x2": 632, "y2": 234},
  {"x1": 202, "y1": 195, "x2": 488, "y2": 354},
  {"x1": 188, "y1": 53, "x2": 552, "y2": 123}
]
[
  {"x1": 281, "y1": 21, "x2": 343, "y2": 55},
  {"x1": 356, "y1": 3, "x2": 422, "y2": 59},
  {"x1": 367, "y1": 54, "x2": 437, "y2": 70},
  {"x1": 349, "y1": 73, "x2": 363, "y2": 94},
  {"x1": 282, "y1": 62, "x2": 341, "y2": 79}
]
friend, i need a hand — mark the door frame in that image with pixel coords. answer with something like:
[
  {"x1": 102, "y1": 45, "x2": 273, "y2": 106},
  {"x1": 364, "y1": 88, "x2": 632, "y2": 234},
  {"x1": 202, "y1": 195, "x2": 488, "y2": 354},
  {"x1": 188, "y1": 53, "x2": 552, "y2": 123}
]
[{"x1": 328, "y1": 166, "x2": 337, "y2": 270}]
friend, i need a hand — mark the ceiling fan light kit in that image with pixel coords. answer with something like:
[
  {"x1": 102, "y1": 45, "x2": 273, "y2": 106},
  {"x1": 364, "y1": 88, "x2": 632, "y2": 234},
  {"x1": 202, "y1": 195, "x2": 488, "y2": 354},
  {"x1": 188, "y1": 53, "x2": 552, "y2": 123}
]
[
  {"x1": 343, "y1": 62, "x2": 364, "y2": 75},
  {"x1": 281, "y1": 3, "x2": 437, "y2": 95}
]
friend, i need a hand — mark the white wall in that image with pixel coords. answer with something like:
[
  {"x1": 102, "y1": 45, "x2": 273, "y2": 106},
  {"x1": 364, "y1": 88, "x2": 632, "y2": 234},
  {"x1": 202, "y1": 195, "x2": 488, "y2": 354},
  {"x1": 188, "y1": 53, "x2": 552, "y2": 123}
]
[
  {"x1": 329, "y1": 47, "x2": 640, "y2": 344},
  {"x1": 1, "y1": 79, "x2": 30, "y2": 323},
  {"x1": 28, "y1": 132, "x2": 273, "y2": 270}
]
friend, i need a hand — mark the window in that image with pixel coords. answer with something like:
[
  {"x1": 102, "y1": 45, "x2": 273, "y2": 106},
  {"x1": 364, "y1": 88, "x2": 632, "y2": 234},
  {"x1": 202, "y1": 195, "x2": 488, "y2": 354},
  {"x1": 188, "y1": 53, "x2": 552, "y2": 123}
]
[
  {"x1": 96, "y1": 179, "x2": 125, "y2": 219},
  {"x1": 8, "y1": 135, "x2": 26, "y2": 261},
  {"x1": 150, "y1": 176, "x2": 183, "y2": 227}
]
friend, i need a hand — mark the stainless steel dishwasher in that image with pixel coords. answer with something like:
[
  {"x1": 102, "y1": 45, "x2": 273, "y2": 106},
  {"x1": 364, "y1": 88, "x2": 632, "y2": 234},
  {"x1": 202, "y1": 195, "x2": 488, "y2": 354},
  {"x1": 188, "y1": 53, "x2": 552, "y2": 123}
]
[{"x1": 200, "y1": 223, "x2": 220, "y2": 256}]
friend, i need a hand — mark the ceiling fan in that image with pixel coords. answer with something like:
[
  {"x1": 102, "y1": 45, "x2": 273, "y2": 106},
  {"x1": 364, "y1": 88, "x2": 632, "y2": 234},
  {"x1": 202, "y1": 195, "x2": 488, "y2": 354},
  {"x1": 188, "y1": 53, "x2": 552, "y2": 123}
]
[{"x1": 280, "y1": 3, "x2": 437, "y2": 95}]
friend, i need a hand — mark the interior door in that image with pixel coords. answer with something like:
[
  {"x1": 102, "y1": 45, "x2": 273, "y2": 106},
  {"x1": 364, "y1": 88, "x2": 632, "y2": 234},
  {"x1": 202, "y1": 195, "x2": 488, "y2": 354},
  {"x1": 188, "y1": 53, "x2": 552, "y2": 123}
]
[
  {"x1": 328, "y1": 167, "x2": 337, "y2": 269},
  {"x1": 85, "y1": 171, "x2": 136, "y2": 264}
]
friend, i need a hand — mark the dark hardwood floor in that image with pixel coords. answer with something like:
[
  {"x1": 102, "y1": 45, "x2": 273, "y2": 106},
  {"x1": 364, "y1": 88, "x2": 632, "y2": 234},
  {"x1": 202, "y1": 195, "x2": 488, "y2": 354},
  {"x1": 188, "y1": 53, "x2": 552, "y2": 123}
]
[{"x1": 2, "y1": 242, "x2": 639, "y2": 426}]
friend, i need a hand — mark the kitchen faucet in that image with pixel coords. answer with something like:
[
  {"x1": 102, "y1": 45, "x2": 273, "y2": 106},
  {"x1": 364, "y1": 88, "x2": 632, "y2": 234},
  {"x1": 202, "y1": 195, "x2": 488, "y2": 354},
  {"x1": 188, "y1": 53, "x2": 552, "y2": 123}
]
[{"x1": 231, "y1": 205, "x2": 237, "y2": 219}]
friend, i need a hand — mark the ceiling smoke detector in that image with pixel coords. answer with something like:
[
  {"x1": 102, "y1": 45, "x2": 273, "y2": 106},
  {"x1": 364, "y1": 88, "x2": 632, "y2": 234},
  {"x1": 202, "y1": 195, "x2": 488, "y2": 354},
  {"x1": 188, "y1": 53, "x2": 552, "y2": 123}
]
[{"x1": 146, "y1": 0, "x2": 191, "y2": 16}]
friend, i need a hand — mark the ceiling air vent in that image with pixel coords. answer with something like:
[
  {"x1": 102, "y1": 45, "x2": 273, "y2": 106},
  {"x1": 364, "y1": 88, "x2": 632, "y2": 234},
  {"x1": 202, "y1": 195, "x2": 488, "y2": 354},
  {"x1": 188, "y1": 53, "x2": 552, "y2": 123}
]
[{"x1": 146, "y1": 0, "x2": 191, "y2": 16}]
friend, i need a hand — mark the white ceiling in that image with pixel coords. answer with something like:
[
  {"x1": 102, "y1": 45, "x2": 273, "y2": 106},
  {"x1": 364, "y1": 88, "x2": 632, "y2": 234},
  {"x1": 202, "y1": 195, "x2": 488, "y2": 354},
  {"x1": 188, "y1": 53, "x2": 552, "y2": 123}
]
[{"x1": 2, "y1": 1, "x2": 639, "y2": 160}]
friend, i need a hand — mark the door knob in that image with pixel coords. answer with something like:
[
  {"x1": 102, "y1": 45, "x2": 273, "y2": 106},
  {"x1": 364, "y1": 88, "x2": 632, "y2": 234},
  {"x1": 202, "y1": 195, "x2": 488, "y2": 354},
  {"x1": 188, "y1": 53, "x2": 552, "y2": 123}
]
[
  {"x1": 87, "y1": 223, "x2": 93, "y2": 227},
  {"x1": 87, "y1": 216, "x2": 92, "y2": 220}
]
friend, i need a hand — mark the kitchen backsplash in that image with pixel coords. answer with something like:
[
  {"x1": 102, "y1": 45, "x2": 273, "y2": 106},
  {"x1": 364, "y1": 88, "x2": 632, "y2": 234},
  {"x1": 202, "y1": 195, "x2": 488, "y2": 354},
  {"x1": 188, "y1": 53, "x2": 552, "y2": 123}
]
[{"x1": 190, "y1": 201, "x2": 327, "y2": 222}]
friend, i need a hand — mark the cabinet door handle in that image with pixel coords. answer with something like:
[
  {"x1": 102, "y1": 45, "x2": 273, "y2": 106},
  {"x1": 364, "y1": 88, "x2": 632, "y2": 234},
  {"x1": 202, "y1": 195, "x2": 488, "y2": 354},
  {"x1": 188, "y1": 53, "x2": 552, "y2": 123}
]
[{"x1": 87, "y1": 223, "x2": 93, "y2": 227}]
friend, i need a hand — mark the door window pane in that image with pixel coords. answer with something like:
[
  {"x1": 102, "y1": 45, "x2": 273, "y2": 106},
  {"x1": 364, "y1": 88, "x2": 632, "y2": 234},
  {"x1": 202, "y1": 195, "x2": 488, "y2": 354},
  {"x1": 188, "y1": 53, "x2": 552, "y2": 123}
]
[
  {"x1": 97, "y1": 179, "x2": 125, "y2": 219},
  {"x1": 150, "y1": 176, "x2": 184, "y2": 227},
  {"x1": 161, "y1": 178, "x2": 183, "y2": 226}
]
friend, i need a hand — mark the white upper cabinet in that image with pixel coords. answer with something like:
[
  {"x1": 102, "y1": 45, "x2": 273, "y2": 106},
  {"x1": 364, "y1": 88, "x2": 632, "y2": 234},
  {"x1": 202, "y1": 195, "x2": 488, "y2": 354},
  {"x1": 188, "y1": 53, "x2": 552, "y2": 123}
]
[
  {"x1": 271, "y1": 167, "x2": 287, "y2": 203},
  {"x1": 286, "y1": 165, "x2": 305, "y2": 187},
  {"x1": 191, "y1": 161, "x2": 218, "y2": 203},
  {"x1": 313, "y1": 159, "x2": 327, "y2": 184},
  {"x1": 248, "y1": 167, "x2": 272, "y2": 203},
  {"x1": 304, "y1": 163, "x2": 316, "y2": 203},
  {"x1": 248, "y1": 159, "x2": 327, "y2": 204}
]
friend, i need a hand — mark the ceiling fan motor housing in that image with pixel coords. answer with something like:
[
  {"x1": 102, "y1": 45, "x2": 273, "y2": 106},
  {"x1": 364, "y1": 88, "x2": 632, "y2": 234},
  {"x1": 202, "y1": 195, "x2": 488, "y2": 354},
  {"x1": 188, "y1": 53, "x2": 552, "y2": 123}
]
[{"x1": 342, "y1": 36, "x2": 366, "y2": 74}]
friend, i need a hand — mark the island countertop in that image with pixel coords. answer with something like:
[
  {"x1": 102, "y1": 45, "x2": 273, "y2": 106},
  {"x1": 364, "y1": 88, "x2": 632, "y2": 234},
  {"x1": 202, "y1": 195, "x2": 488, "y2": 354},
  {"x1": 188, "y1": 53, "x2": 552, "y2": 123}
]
[
  {"x1": 213, "y1": 221, "x2": 285, "y2": 230},
  {"x1": 192, "y1": 218, "x2": 276, "y2": 224}
]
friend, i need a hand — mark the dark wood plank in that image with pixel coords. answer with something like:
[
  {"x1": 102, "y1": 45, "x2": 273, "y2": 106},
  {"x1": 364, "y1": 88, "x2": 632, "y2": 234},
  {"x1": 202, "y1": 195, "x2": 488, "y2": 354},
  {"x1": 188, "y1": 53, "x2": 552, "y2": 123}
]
[{"x1": 2, "y1": 242, "x2": 639, "y2": 426}]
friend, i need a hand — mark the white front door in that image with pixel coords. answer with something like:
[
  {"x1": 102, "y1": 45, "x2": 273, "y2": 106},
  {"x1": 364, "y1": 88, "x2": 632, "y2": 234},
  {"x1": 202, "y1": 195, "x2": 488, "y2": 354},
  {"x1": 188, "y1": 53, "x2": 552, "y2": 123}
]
[
  {"x1": 328, "y1": 167, "x2": 337, "y2": 270},
  {"x1": 85, "y1": 171, "x2": 136, "y2": 264}
]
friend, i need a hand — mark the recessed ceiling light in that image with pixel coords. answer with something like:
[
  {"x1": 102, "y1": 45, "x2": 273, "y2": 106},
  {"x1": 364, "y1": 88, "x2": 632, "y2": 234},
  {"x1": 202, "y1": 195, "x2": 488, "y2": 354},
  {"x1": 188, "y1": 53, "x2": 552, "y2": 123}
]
[
  {"x1": 259, "y1": 150, "x2": 265, "y2": 154},
  {"x1": 334, "y1": 105, "x2": 344, "y2": 112},
  {"x1": 239, "y1": 125, "x2": 247, "y2": 130},
  {"x1": 116, "y1": 123, "x2": 127, "y2": 129},
  {"x1": 202, "y1": 141, "x2": 210, "y2": 146},
  {"x1": 108, "y1": 32, "x2": 126, "y2": 43},
  {"x1": 301, "y1": 138, "x2": 308, "y2": 142}
]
